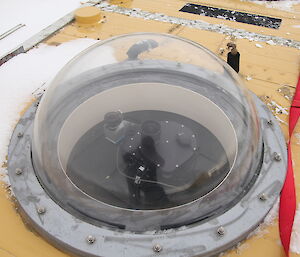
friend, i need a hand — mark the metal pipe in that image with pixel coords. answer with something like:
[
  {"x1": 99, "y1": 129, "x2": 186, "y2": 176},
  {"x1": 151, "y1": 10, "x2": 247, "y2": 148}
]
[{"x1": 0, "y1": 24, "x2": 25, "y2": 40}]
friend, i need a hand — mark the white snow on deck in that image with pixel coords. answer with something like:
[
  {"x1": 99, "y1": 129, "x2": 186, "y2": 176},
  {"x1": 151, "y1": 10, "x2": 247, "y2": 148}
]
[
  {"x1": 0, "y1": 0, "x2": 81, "y2": 57},
  {"x1": 245, "y1": 0, "x2": 300, "y2": 12},
  {"x1": 0, "y1": 39, "x2": 97, "y2": 174},
  {"x1": 291, "y1": 204, "x2": 300, "y2": 253}
]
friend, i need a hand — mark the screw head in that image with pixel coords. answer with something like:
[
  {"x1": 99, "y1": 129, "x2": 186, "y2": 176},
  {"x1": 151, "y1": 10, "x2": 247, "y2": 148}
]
[
  {"x1": 86, "y1": 235, "x2": 96, "y2": 244},
  {"x1": 37, "y1": 207, "x2": 46, "y2": 214},
  {"x1": 274, "y1": 152, "x2": 281, "y2": 161},
  {"x1": 17, "y1": 132, "x2": 23, "y2": 138},
  {"x1": 259, "y1": 193, "x2": 267, "y2": 201},
  {"x1": 153, "y1": 244, "x2": 163, "y2": 253},
  {"x1": 15, "y1": 168, "x2": 23, "y2": 175},
  {"x1": 217, "y1": 226, "x2": 225, "y2": 236}
]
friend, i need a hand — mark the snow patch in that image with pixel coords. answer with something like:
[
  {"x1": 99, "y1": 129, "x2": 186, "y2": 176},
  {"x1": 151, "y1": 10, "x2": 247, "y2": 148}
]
[
  {"x1": 294, "y1": 133, "x2": 300, "y2": 145},
  {"x1": 268, "y1": 100, "x2": 289, "y2": 115},
  {"x1": 275, "y1": 116, "x2": 288, "y2": 125},
  {"x1": 247, "y1": 199, "x2": 279, "y2": 240},
  {"x1": 0, "y1": 0, "x2": 82, "y2": 56},
  {"x1": 291, "y1": 204, "x2": 300, "y2": 254},
  {"x1": 245, "y1": 0, "x2": 300, "y2": 12},
  {"x1": 264, "y1": 199, "x2": 279, "y2": 226},
  {"x1": 0, "y1": 38, "x2": 98, "y2": 183},
  {"x1": 266, "y1": 40, "x2": 276, "y2": 46}
]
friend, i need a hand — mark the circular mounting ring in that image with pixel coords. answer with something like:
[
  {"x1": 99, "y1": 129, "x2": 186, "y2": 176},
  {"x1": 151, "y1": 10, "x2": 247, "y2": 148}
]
[{"x1": 7, "y1": 93, "x2": 286, "y2": 257}]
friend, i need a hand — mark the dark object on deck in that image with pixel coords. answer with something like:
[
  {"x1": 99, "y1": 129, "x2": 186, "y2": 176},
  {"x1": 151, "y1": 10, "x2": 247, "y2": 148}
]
[
  {"x1": 227, "y1": 52, "x2": 240, "y2": 73},
  {"x1": 179, "y1": 3, "x2": 282, "y2": 29},
  {"x1": 227, "y1": 43, "x2": 240, "y2": 73}
]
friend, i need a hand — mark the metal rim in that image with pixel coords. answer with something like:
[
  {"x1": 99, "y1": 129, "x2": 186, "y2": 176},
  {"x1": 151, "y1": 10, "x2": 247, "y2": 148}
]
[{"x1": 7, "y1": 93, "x2": 287, "y2": 257}]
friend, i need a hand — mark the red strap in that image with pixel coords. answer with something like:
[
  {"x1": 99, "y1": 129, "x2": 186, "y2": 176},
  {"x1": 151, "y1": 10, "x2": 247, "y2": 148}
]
[{"x1": 279, "y1": 75, "x2": 300, "y2": 256}]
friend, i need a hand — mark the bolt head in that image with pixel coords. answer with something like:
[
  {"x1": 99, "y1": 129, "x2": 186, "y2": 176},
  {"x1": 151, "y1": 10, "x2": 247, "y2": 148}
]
[
  {"x1": 15, "y1": 168, "x2": 23, "y2": 175},
  {"x1": 153, "y1": 244, "x2": 163, "y2": 253},
  {"x1": 17, "y1": 132, "x2": 23, "y2": 138},
  {"x1": 274, "y1": 152, "x2": 281, "y2": 161},
  {"x1": 259, "y1": 193, "x2": 267, "y2": 201},
  {"x1": 86, "y1": 235, "x2": 96, "y2": 244},
  {"x1": 267, "y1": 120, "x2": 273, "y2": 126},
  {"x1": 217, "y1": 226, "x2": 225, "y2": 236},
  {"x1": 37, "y1": 207, "x2": 46, "y2": 214}
]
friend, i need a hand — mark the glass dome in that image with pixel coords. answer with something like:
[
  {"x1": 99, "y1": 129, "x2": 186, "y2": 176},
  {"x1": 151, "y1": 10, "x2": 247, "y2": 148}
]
[{"x1": 32, "y1": 33, "x2": 262, "y2": 231}]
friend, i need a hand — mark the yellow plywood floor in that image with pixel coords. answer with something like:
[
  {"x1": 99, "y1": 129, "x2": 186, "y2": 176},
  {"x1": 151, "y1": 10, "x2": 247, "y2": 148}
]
[{"x1": 1, "y1": 0, "x2": 300, "y2": 256}]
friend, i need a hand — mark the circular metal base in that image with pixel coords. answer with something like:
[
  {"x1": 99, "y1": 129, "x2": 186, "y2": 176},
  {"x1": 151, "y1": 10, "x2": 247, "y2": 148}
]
[{"x1": 7, "y1": 94, "x2": 287, "y2": 257}]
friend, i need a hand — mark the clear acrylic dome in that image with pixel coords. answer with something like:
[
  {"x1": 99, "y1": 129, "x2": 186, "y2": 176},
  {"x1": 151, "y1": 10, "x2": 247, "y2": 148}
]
[{"x1": 32, "y1": 33, "x2": 262, "y2": 231}]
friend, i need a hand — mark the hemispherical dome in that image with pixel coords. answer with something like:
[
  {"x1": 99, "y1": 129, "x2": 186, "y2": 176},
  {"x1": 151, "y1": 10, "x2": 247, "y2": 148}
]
[{"x1": 32, "y1": 33, "x2": 262, "y2": 231}]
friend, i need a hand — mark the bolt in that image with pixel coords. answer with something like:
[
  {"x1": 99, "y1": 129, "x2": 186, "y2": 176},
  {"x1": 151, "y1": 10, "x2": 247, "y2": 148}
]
[
  {"x1": 15, "y1": 168, "x2": 23, "y2": 175},
  {"x1": 153, "y1": 244, "x2": 163, "y2": 253},
  {"x1": 37, "y1": 207, "x2": 46, "y2": 214},
  {"x1": 217, "y1": 226, "x2": 225, "y2": 236},
  {"x1": 175, "y1": 164, "x2": 179, "y2": 168},
  {"x1": 157, "y1": 164, "x2": 160, "y2": 167},
  {"x1": 274, "y1": 152, "x2": 281, "y2": 161},
  {"x1": 86, "y1": 235, "x2": 96, "y2": 244},
  {"x1": 17, "y1": 132, "x2": 23, "y2": 138},
  {"x1": 267, "y1": 120, "x2": 273, "y2": 126},
  {"x1": 259, "y1": 193, "x2": 267, "y2": 201}
]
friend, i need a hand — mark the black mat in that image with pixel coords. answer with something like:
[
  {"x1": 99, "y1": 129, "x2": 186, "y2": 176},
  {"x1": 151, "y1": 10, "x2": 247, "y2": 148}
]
[{"x1": 179, "y1": 4, "x2": 281, "y2": 29}]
